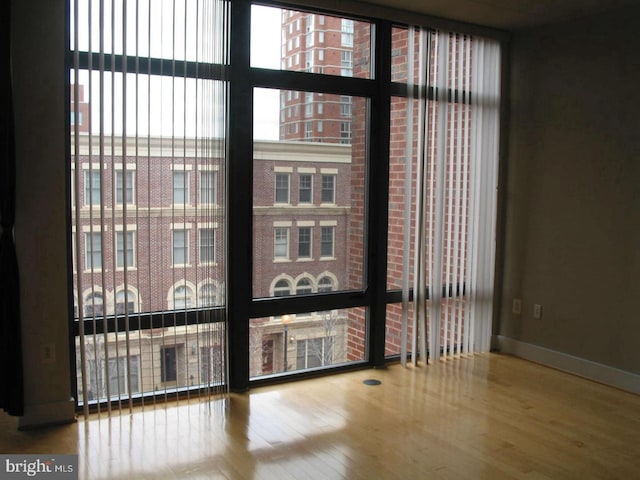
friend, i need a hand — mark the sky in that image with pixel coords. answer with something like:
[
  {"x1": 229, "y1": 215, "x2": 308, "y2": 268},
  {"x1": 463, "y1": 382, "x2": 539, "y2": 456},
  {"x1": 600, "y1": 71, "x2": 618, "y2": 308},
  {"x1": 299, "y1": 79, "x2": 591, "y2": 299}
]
[{"x1": 250, "y1": 5, "x2": 282, "y2": 140}]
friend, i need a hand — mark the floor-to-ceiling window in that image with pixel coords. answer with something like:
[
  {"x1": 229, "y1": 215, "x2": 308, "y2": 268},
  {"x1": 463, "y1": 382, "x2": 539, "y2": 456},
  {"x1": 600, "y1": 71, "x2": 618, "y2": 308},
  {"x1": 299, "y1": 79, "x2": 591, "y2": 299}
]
[
  {"x1": 70, "y1": 0, "x2": 230, "y2": 413},
  {"x1": 246, "y1": 6, "x2": 375, "y2": 380},
  {"x1": 69, "y1": 0, "x2": 503, "y2": 409}
]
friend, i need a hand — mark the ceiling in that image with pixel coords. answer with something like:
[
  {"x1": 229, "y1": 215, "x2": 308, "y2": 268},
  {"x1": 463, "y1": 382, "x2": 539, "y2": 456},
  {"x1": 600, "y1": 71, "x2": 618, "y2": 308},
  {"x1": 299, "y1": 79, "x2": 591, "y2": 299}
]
[{"x1": 360, "y1": 0, "x2": 640, "y2": 30}]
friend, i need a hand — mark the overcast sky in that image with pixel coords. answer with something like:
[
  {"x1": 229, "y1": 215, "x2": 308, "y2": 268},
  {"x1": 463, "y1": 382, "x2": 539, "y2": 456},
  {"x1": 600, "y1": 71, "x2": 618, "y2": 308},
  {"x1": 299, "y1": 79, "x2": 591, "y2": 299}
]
[{"x1": 251, "y1": 5, "x2": 281, "y2": 140}]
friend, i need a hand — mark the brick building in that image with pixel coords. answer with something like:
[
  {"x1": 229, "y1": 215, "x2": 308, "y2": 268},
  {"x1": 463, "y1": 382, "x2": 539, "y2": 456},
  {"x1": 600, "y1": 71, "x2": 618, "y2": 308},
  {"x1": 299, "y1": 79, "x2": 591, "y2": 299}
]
[
  {"x1": 72, "y1": 132, "x2": 356, "y2": 401},
  {"x1": 71, "y1": 8, "x2": 470, "y2": 403}
]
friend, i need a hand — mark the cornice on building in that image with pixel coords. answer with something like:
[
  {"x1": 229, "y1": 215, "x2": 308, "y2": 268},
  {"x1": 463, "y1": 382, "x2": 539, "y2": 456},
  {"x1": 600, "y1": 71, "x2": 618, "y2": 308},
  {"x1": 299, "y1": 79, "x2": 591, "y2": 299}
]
[
  {"x1": 253, "y1": 139, "x2": 352, "y2": 163},
  {"x1": 71, "y1": 134, "x2": 352, "y2": 164}
]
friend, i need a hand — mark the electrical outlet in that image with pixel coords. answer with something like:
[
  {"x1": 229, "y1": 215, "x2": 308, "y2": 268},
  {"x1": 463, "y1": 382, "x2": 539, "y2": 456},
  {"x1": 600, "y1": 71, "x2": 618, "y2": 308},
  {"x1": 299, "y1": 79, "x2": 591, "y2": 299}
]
[
  {"x1": 512, "y1": 298, "x2": 522, "y2": 315},
  {"x1": 533, "y1": 304, "x2": 542, "y2": 319},
  {"x1": 40, "y1": 343, "x2": 56, "y2": 364}
]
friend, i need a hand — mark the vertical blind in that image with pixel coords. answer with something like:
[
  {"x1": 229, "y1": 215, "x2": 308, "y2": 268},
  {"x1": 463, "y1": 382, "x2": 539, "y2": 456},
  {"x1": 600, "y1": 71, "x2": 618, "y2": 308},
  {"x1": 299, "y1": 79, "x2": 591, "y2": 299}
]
[
  {"x1": 400, "y1": 30, "x2": 501, "y2": 364},
  {"x1": 70, "y1": 0, "x2": 229, "y2": 416}
]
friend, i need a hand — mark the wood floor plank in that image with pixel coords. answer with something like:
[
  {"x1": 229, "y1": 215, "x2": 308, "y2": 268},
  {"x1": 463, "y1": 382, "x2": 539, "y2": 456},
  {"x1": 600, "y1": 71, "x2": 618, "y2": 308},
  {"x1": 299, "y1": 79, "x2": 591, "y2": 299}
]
[{"x1": 1, "y1": 353, "x2": 638, "y2": 479}]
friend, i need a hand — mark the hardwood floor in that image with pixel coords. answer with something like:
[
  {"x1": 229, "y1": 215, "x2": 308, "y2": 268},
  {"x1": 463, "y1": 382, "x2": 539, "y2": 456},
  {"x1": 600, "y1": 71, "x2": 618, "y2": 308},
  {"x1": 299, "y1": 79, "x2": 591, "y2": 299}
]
[{"x1": 1, "y1": 353, "x2": 638, "y2": 479}]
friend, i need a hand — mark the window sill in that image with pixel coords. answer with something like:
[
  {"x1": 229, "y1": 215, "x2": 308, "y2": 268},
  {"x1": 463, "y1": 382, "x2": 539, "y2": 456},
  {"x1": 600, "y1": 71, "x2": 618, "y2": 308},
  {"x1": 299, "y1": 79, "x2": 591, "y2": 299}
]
[{"x1": 273, "y1": 258, "x2": 292, "y2": 264}]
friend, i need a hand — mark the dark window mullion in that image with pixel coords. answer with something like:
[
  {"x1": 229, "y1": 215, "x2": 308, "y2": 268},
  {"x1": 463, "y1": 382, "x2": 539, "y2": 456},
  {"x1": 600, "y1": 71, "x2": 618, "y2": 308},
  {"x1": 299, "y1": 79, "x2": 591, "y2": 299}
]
[
  {"x1": 250, "y1": 67, "x2": 377, "y2": 97},
  {"x1": 227, "y1": 0, "x2": 253, "y2": 393},
  {"x1": 74, "y1": 51, "x2": 227, "y2": 81},
  {"x1": 367, "y1": 19, "x2": 393, "y2": 367},
  {"x1": 251, "y1": 291, "x2": 368, "y2": 319}
]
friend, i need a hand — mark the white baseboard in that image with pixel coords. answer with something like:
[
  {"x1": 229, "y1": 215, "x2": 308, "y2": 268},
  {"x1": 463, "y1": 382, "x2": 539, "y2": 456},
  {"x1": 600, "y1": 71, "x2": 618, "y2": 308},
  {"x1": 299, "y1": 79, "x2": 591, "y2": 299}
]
[
  {"x1": 18, "y1": 398, "x2": 77, "y2": 429},
  {"x1": 494, "y1": 335, "x2": 640, "y2": 395}
]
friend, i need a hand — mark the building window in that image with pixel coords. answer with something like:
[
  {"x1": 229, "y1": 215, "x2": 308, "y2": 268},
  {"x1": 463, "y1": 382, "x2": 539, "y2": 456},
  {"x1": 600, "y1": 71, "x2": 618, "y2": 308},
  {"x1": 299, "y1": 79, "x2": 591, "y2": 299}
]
[
  {"x1": 173, "y1": 171, "x2": 190, "y2": 205},
  {"x1": 273, "y1": 279, "x2": 291, "y2": 297},
  {"x1": 84, "y1": 292, "x2": 103, "y2": 317},
  {"x1": 305, "y1": 121, "x2": 313, "y2": 139},
  {"x1": 318, "y1": 31, "x2": 324, "y2": 44},
  {"x1": 296, "y1": 278, "x2": 313, "y2": 295},
  {"x1": 296, "y1": 337, "x2": 333, "y2": 369},
  {"x1": 85, "y1": 232, "x2": 102, "y2": 270},
  {"x1": 160, "y1": 346, "x2": 177, "y2": 382},
  {"x1": 200, "y1": 345, "x2": 223, "y2": 384},
  {"x1": 116, "y1": 170, "x2": 135, "y2": 205},
  {"x1": 340, "y1": 121, "x2": 352, "y2": 144},
  {"x1": 318, "y1": 49, "x2": 324, "y2": 61},
  {"x1": 199, "y1": 171, "x2": 216, "y2": 205},
  {"x1": 116, "y1": 231, "x2": 135, "y2": 269},
  {"x1": 298, "y1": 227, "x2": 312, "y2": 258},
  {"x1": 317, "y1": 276, "x2": 334, "y2": 292},
  {"x1": 70, "y1": 111, "x2": 83, "y2": 126},
  {"x1": 198, "y1": 283, "x2": 217, "y2": 307},
  {"x1": 321, "y1": 226, "x2": 335, "y2": 258},
  {"x1": 317, "y1": 121, "x2": 323, "y2": 133},
  {"x1": 173, "y1": 229, "x2": 189, "y2": 265},
  {"x1": 341, "y1": 19, "x2": 354, "y2": 47},
  {"x1": 87, "y1": 355, "x2": 139, "y2": 400},
  {"x1": 199, "y1": 228, "x2": 215, "y2": 264},
  {"x1": 274, "y1": 227, "x2": 290, "y2": 259},
  {"x1": 341, "y1": 50, "x2": 353, "y2": 77},
  {"x1": 275, "y1": 173, "x2": 290, "y2": 203},
  {"x1": 84, "y1": 170, "x2": 101, "y2": 206},
  {"x1": 173, "y1": 285, "x2": 194, "y2": 309},
  {"x1": 115, "y1": 290, "x2": 136, "y2": 315},
  {"x1": 321, "y1": 174, "x2": 336, "y2": 203},
  {"x1": 304, "y1": 92, "x2": 313, "y2": 117},
  {"x1": 299, "y1": 174, "x2": 312, "y2": 203},
  {"x1": 340, "y1": 96, "x2": 352, "y2": 116}
]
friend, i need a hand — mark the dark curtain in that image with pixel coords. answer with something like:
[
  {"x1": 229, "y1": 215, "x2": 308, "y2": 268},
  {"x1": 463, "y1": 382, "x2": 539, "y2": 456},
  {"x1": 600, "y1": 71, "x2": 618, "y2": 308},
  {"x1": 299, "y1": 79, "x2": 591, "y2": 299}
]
[{"x1": 0, "y1": 0, "x2": 24, "y2": 417}]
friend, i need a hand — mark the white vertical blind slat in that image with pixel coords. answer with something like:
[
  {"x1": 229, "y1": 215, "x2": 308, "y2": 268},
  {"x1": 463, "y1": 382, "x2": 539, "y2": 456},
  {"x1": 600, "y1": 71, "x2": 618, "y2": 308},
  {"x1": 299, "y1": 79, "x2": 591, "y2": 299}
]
[
  {"x1": 72, "y1": 0, "x2": 229, "y2": 414},
  {"x1": 400, "y1": 29, "x2": 500, "y2": 364}
]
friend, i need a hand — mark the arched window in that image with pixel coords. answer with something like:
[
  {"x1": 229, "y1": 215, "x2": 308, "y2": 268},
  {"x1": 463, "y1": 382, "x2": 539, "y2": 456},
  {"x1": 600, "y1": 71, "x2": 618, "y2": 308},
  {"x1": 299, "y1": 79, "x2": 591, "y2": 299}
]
[
  {"x1": 199, "y1": 284, "x2": 217, "y2": 307},
  {"x1": 84, "y1": 292, "x2": 103, "y2": 317},
  {"x1": 296, "y1": 278, "x2": 313, "y2": 295},
  {"x1": 116, "y1": 290, "x2": 137, "y2": 314},
  {"x1": 173, "y1": 285, "x2": 194, "y2": 309},
  {"x1": 273, "y1": 279, "x2": 291, "y2": 297},
  {"x1": 317, "y1": 276, "x2": 334, "y2": 293}
]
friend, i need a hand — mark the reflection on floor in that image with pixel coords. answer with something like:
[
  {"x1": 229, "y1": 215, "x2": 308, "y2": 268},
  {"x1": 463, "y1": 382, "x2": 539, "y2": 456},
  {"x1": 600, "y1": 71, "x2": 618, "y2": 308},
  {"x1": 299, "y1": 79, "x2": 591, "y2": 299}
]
[{"x1": 1, "y1": 353, "x2": 639, "y2": 479}]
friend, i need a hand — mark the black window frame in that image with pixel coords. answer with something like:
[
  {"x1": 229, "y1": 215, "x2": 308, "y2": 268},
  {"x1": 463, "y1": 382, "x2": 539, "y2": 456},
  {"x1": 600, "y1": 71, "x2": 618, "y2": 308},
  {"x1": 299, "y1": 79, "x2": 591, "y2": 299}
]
[{"x1": 67, "y1": 0, "x2": 506, "y2": 401}]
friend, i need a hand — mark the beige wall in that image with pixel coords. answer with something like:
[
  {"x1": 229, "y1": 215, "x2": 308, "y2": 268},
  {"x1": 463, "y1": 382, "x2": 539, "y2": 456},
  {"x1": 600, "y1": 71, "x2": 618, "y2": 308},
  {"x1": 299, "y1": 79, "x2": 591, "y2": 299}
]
[
  {"x1": 12, "y1": 0, "x2": 75, "y2": 426},
  {"x1": 499, "y1": 7, "x2": 640, "y2": 374}
]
